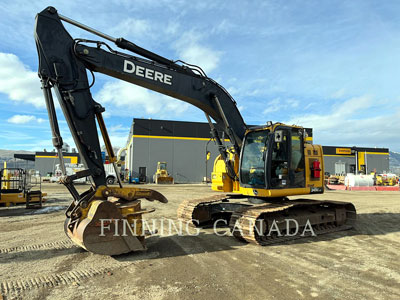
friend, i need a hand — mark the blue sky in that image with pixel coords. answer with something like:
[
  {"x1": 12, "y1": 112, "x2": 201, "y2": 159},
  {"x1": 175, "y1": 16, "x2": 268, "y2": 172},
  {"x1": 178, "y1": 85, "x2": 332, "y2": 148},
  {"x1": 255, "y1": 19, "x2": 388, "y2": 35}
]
[{"x1": 1, "y1": 0, "x2": 400, "y2": 151}]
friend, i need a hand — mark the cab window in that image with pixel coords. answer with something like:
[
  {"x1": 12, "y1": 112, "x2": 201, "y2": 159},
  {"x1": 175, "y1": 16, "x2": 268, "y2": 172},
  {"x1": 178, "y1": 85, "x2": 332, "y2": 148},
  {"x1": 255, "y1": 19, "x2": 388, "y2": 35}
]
[{"x1": 240, "y1": 130, "x2": 269, "y2": 187}]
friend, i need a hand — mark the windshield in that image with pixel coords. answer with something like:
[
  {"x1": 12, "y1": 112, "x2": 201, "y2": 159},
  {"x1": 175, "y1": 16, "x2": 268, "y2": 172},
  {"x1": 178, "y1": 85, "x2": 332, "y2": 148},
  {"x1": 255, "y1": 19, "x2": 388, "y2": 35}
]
[{"x1": 240, "y1": 130, "x2": 269, "y2": 186}]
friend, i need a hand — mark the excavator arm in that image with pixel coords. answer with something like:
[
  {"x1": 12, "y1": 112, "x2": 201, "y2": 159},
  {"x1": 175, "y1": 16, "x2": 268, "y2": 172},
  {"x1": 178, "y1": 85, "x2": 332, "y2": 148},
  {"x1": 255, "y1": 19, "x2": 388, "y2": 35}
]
[
  {"x1": 34, "y1": 6, "x2": 247, "y2": 255},
  {"x1": 35, "y1": 7, "x2": 246, "y2": 188}
]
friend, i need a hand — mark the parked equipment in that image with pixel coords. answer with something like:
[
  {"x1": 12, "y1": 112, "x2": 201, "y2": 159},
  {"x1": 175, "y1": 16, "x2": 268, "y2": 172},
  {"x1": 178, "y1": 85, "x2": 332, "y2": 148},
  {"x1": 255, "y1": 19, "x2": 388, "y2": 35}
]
[
  {"x1": 0, "y1": 167, "x2": 45, "y2": 208},
  {"x1": 153, "y1": 162, "x2": 174, "y2": 184},
  {"x1": 51, "y1": 163, "x2": 88, "y2": 183},
  {"x1": 374, "y1": 173, "x2": 399, "y2": 186},
  {"x1": 35, "y1": 7, "x2": 356, "y2": 254}
]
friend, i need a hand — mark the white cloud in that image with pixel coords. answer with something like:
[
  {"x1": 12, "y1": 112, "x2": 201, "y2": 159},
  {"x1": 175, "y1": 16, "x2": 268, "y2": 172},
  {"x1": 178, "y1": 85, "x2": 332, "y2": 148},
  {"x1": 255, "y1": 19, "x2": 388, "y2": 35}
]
[
  {"x1": 165, "y1": 21, "x2": 181, "y2": 35},
  {"x1": 108, "y1": 134, "x2": 130, "y2": 148},
  {"x1": 109, "y1": 18, "x2": 151, "y2": 39},
  {"x1": 0, "y1": 53, "x2": 44, "y2": 108},
  {"x1": 286, "y1": 98, "x2": 299, "y2": 108},
  {"x1": 174, "y1": 32, "x2": 222, "y2": 74},
  {"x1": 237, "y1": 105, "x2": 245, "y2": 112},
  {"x1": 333, "y1": 95, "x2": 373, "y2": 116},
  {"x1": 331, "y1": 88, "x2": 346, "y2": 99},
  {"x1": 7, "y1": 114, "x2": 45, "y2": 124},
  {"x1": 211, "y1": 19, "x2": 236, "y2": 35},
  {"x1": 95, "y1": 81, "x2": 189, "y2": 117},
  {"x1": 108, "y1": 124, "x2": 130, "y2": 133},
  {"x1": 284, "y1": 95, "x2": 400, "y2": 149},
  {"x1": 227, "y1": 86, "x2": 239, "y2": 96},
  {"x1": 263, "y1": 98, "x2": 281, "y2": 114},
  {"x1": 263, "y1": 98, "x2": 299, "y2": 115}
]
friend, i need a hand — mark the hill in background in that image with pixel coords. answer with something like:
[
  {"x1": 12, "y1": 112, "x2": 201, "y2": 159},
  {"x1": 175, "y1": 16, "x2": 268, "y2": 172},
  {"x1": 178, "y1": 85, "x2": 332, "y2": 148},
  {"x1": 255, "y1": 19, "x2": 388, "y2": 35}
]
[{"x1": 0, "y1": 149, "x2": 35, "y2": 169}]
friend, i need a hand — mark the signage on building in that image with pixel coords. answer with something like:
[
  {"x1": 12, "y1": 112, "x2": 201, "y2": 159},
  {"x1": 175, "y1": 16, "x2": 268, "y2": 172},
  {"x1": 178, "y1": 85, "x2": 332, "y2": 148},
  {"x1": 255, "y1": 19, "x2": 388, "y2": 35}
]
[{"x1": 336, "y1": 148, "x2": 352, "y2": 155}]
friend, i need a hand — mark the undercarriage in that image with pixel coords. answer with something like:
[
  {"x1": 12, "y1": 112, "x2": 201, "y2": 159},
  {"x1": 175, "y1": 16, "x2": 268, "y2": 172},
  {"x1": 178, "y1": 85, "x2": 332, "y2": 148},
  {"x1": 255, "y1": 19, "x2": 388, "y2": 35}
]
[{"x1": 178, "y1": 195, "x2": 357, "y2": 245}]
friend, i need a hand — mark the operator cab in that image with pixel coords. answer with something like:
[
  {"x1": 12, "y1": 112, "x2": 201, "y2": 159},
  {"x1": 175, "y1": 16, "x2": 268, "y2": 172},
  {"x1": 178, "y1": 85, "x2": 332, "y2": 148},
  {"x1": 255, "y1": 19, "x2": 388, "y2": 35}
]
[{"x1": 239, "y1": 126, "x2": 306, "y2": 189}]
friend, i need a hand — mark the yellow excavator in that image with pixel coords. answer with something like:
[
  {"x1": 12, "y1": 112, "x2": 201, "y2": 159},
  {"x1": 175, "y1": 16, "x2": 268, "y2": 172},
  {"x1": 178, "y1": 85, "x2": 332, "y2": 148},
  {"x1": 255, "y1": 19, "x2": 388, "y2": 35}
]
[
  {"x1": 35, "y1": 7, "x2": 356, "y2": 254},
  {"x1": 153, "y1": 162, "x2": 174, "y2": 184}
]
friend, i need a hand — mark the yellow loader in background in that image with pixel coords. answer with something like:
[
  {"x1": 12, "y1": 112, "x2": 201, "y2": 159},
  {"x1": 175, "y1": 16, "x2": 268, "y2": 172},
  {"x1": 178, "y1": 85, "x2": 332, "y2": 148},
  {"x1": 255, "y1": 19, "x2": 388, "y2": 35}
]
[{"x1": 153, "y1": 162, "x2": 174, "y2": 184}]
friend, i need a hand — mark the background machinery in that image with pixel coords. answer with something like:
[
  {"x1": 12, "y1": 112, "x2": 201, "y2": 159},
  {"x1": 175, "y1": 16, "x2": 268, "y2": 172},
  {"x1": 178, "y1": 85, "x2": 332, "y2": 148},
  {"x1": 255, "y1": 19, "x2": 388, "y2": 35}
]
[
  {"x1": 153, "y1": 162, "x2": 174, "y2": 184},
  {"x1": 374, "y1": 172, "x2": 399, "y2": 186},
  {"x1": 0, "y1": 164, "x2": 45, "y2": 208},
  {"x1": 35, "y1": 7, "x2": 356, "y2": 253}
]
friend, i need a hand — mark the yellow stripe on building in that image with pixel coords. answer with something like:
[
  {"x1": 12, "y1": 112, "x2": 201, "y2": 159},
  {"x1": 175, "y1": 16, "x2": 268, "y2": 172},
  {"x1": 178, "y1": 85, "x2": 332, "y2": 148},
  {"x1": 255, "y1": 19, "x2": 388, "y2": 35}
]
[
  {"x1": 364, "y1": 152, "x2": 389, "y2": 156},
  {"x1": 35, "y1": 155, "x2": 78, "y2": 164},
  {"x1": 324, "y1": 152, "x2": 388, "y2": 157},
  {"x1": 324, "y1": 154, "x2": 355, "y2": 158},
  {"x1": 133, "y1": 134, "x2": 230, "y2": 142}
]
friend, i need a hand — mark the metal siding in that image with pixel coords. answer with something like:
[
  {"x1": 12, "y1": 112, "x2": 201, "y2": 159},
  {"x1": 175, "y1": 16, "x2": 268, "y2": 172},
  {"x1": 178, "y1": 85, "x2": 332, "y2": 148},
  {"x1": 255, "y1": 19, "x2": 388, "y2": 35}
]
[
  {"x1": 366, "y1": 154, "x2": 390, "y2": 173},
  {"x1": 128, "y1": 119, "x2": 390, "y2": 182},
  {"x1": 132, "y1": 137, "x2": 150, "y2": 180},
  {"x1": 172, "y1": 139, "x2": 220, "y2": 183},
  {"x1": 34, "y1": 157, "x2": 73, "y2": 176},
  {"x1": 128, "y1": 138, "x2": 391, "y2": 182},
  {"x1": 173, "y1": 140, "x2": 199, "y2": 183},
  {"x1": 130, "y1": 137, "x2": 221, "y2": 183},
  {"x1": 323, "y1": 156, "x2": 356, "y2": 175},
  {"x1": 323, "y1": 154, "x2": 389, "y2": 174},
  {"x1": 148, "y1": 138, "x2": 174, "y2": 182}
]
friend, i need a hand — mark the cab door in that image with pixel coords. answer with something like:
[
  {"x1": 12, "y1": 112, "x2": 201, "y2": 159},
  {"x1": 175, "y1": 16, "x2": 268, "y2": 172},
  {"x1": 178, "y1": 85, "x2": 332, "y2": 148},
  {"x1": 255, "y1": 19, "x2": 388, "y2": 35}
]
[{"x1": 269, "y1": 127, "x2": 305, "y2": 189}]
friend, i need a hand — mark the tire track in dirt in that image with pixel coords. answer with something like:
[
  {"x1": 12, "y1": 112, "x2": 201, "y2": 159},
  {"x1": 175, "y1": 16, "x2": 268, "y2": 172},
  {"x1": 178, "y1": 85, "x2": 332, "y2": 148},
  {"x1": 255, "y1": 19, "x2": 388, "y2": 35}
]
[
  {"x1": 0, "y1": 240, "x2": 75, "y2": 254},
  {"x1": 165, "y1": 233, "x2": 278, "y2": 299},
  {"x1": 0, "y1": 267, "x2": 110, "y2": 297},
  {"x1": 258, "y1": 241, "x2": 400, "y2": 299}
]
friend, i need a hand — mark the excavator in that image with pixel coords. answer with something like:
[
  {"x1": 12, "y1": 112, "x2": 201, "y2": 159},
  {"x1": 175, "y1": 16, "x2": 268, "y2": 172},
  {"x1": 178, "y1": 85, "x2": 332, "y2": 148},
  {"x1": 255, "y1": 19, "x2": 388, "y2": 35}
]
[{"x1": 34, "y1": 7, "x2": 356, "y2": 254}]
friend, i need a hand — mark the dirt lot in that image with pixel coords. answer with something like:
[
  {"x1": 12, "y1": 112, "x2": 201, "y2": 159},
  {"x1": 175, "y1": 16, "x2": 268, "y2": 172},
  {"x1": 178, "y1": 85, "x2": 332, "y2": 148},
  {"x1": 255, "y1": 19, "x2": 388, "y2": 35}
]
[{"x1": 1, "y1": 183, "x2": 400, "y2": 300}]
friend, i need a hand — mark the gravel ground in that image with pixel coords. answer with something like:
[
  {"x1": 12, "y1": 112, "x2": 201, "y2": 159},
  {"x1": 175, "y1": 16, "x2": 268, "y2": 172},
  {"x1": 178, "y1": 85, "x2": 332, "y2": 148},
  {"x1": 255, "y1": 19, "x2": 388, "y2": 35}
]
[{"x1": 1, "y1": 183, "x2": 399, "y2": 300}]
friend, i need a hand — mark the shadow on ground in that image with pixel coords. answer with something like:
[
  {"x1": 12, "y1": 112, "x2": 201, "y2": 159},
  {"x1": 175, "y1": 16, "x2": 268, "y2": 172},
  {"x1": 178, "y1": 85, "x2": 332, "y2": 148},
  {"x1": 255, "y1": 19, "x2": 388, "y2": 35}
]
[{"x1": 0, "y1": 198, "x2": 67, "y2": 217}]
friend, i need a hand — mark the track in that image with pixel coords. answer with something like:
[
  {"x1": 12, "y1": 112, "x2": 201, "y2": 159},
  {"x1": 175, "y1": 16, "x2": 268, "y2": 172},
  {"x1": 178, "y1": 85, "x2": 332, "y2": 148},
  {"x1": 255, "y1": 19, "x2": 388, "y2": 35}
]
[
  {"x1": 177, "y1": 194, "x2": 230, "y2": 225},
  {"x1": 178, "y1": 196, "x2": 356, "y2": 246},
  {"x1": 229, "y1": 199, "x2": 356, "y2": 245}
]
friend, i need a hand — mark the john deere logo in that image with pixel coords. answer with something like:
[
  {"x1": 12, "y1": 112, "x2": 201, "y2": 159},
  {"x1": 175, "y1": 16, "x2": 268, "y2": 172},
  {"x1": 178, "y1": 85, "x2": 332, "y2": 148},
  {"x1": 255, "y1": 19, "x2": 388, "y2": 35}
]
[{"x1": 123, "y1": 60, "x2": 172, "y2": 85}]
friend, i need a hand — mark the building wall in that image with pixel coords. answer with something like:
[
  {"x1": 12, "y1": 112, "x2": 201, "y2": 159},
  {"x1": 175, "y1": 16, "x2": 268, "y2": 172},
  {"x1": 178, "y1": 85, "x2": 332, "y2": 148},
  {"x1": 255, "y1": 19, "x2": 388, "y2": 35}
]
[
  {"x1": 363, "y1": 153, "x2": 390, "y2": 173},
  {"x1": 129, "y1": 136, "x2": 222, "y2": 183},
  {"x1": 34, "y1": 152, "x2": 80, "y2": 176},
  {"x1": 323, "y1": 156, "x2": 356, "y2": 175},
  {"x1": 322, "y1": 147, "x2": 389, "y2": 175},
  {"x1": 125, "y1": 119, "x2": 389, "y2": 182}
]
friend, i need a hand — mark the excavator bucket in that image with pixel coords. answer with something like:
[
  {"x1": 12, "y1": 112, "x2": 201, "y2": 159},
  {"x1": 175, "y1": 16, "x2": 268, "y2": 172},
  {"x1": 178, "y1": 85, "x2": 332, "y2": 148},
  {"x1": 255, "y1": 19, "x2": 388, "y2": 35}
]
[{"x1": 65, "y1": 187, "x2": 167, "y2": 255}]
